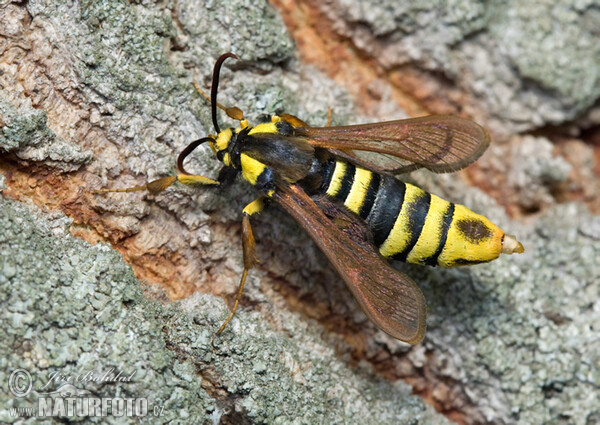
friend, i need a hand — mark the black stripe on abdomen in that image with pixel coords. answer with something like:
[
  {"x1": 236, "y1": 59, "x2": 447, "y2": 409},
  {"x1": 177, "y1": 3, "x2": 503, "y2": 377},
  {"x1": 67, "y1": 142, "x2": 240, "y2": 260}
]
[
  {"x1": 359, "y1": 173, "x2": 380, "y2": 219},
  {"x1": 392, "y1": 192, "x2": 431, "y2": 262},
  {"x1": 365, "y1": 176, "x2": 406, "y2": 246},
  {"x1": 422, "y1": 202, "x2": 455, "y2": 266},
  {"x1": 324, "y1": 161, "x2": 355, "y2": 202},
  {"x1": 337, "y1": 162, "x2": 355, "y2": 201}
]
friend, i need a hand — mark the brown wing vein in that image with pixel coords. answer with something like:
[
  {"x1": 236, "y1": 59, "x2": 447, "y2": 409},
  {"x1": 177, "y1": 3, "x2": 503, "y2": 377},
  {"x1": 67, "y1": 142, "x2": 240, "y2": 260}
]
[
  {"x1": 297, "y1": 115, "x2": 490, "y2": 174},
  {"x1": 272, "y1": 184, "x2": 427, "y2": 344}
]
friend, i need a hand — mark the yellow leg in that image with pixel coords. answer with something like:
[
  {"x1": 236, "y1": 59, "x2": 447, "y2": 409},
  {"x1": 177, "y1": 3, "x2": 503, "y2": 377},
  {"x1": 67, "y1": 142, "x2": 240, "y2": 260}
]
[
  {"x1": 278, "y1": 108, "x2": 331, "y2": 128},
  {"x1": 216, "y1": 197, "x2": 266, "y2": 335},
  {"x1": 278, "y1": 113, "x2": 310, "y2": 128},
  {"x1": 176, "y1": 174, "x2": 219, "y2": 187},
  {"x1": 93, "y1": 176, "x2": 177, "y2": 195},
  {"x1": 94, "y1": 174, "x2": 219, "y2": 196}
]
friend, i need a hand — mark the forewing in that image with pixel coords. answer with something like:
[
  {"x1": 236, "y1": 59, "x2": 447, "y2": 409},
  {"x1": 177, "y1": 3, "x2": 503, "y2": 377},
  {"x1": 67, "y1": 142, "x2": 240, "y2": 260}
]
[
  {"x1": 296, "y1": 115, "x2": 490, "y2": 174},
  {"x1": 272, "y1": 184, "x2": 426, "y2": 344}
]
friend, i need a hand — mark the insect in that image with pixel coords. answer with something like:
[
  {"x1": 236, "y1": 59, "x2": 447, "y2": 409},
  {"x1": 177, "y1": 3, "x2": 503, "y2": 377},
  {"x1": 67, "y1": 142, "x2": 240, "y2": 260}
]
[{"x1": 96, "y1": 53, "x2": 524, "y2": 344}]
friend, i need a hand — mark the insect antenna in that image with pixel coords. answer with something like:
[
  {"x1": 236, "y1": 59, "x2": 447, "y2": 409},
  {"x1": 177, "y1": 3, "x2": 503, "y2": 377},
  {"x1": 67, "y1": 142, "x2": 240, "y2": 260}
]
[
  {"x1": 177, "y1": 137, "x2": 214, "y2": 175},
  {"x1": 210, "y1": 52, "x2": 239, "y2": 133}
]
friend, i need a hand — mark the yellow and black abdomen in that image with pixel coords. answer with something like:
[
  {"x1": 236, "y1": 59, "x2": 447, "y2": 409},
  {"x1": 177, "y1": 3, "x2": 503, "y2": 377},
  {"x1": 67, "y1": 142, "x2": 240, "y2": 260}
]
[{"x1": 321, "y1": 160, "x2": 506, "y2": 267}]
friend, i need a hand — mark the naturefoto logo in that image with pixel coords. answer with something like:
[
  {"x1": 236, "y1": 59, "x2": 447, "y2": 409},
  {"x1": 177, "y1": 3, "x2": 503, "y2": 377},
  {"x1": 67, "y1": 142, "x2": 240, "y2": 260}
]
[{"x1": 7, "y1": 367, "x2": 166, "y2": 419}]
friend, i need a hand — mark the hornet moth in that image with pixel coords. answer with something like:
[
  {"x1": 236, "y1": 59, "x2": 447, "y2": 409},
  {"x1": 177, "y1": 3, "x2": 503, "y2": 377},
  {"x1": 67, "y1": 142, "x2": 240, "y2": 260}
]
[{"x1": 96, "y1": 53, "x2": 524, "y2": 344}]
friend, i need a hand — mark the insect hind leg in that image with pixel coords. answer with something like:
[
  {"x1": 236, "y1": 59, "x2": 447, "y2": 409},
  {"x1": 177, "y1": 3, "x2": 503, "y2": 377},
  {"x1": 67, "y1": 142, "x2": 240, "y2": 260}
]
[
  {"x1": 277, "y1": 108, "x2": 332, "y2": 128},
  {"x1": 216, "y1": 196, "x2": 266, "y2": 335}
]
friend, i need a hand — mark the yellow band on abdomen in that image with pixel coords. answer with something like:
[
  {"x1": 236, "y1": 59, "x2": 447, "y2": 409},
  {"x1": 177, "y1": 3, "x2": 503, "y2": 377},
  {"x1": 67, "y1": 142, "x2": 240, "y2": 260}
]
[
  {"x1": 344, "y1": 167, "x2": 372, "y2": 215},
  {"x1": 406, "y1": 194, "x2": 452, "y2": 265}
]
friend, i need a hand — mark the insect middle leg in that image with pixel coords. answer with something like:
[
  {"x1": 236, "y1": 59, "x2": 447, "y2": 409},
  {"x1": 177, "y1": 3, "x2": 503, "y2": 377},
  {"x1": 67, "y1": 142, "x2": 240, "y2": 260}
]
[
  {"x1": 194, "y1": 82, "x2": 245, "y2": 122},
  {"x1": 216, "y1": 196, "x2": 266, "y2": 335}
]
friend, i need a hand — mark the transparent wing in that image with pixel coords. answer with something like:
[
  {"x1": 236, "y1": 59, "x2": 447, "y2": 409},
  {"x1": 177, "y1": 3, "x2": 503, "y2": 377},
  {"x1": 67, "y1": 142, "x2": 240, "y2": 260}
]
[
  {"x1": 273, "y1": 183, "x2": 427, "y2": 344},
  {"x1": 296, "y1": 115, "x2": 490, "y2": 174}
]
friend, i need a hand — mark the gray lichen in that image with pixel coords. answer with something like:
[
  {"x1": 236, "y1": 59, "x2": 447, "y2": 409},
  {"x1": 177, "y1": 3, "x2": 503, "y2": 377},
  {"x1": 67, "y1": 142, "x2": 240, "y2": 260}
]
[
  {"x1": 0, "y1": 95, "x2": 91, "y2": 171},
  {"x1": 1, "y1": 0, "x2": 599, "y2": 424},
  {"x1": 417, "y1": 201, "x2": 600, "y2": 424},
  {"x1": 333, "y1": 0, "x2": 600, "y2": 131},
  {"x1": 0, "y1": 197, "x2": 448, "y2": 424},
  {"x1": 0, "y1": 198, "x2": 215, "y2": 423}
]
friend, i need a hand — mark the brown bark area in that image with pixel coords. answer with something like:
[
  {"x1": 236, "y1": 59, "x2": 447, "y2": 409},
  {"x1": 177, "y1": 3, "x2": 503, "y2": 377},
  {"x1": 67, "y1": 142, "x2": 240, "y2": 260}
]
[
  {"x1": 267, "y1": 1, "x2": 600, "y2": 423},
  {"x1": 271, "y1": 0, "x2": 483, "y2": 118},
  {"x1": 270, "y1": 0, "x2": 600, "y2": 217},
  {"x1": 3, "y1": 2, "x2": 599, "y2": 424},
  {"x1": 0, "y1": 3, "x2": 224, "y2": 301}
]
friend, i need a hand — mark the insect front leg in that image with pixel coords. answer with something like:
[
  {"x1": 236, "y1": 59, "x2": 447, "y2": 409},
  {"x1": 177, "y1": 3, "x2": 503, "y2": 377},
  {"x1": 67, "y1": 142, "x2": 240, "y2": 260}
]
[
  {"x1": 216, "y1": 196, "x2": 266, "y2": 335},
  {"x1": 93, "y1": 173, "x2": 219, "y2": 196},
  {"x1": 93, "y1": 176, "x2": 178, "y2": 195}
]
